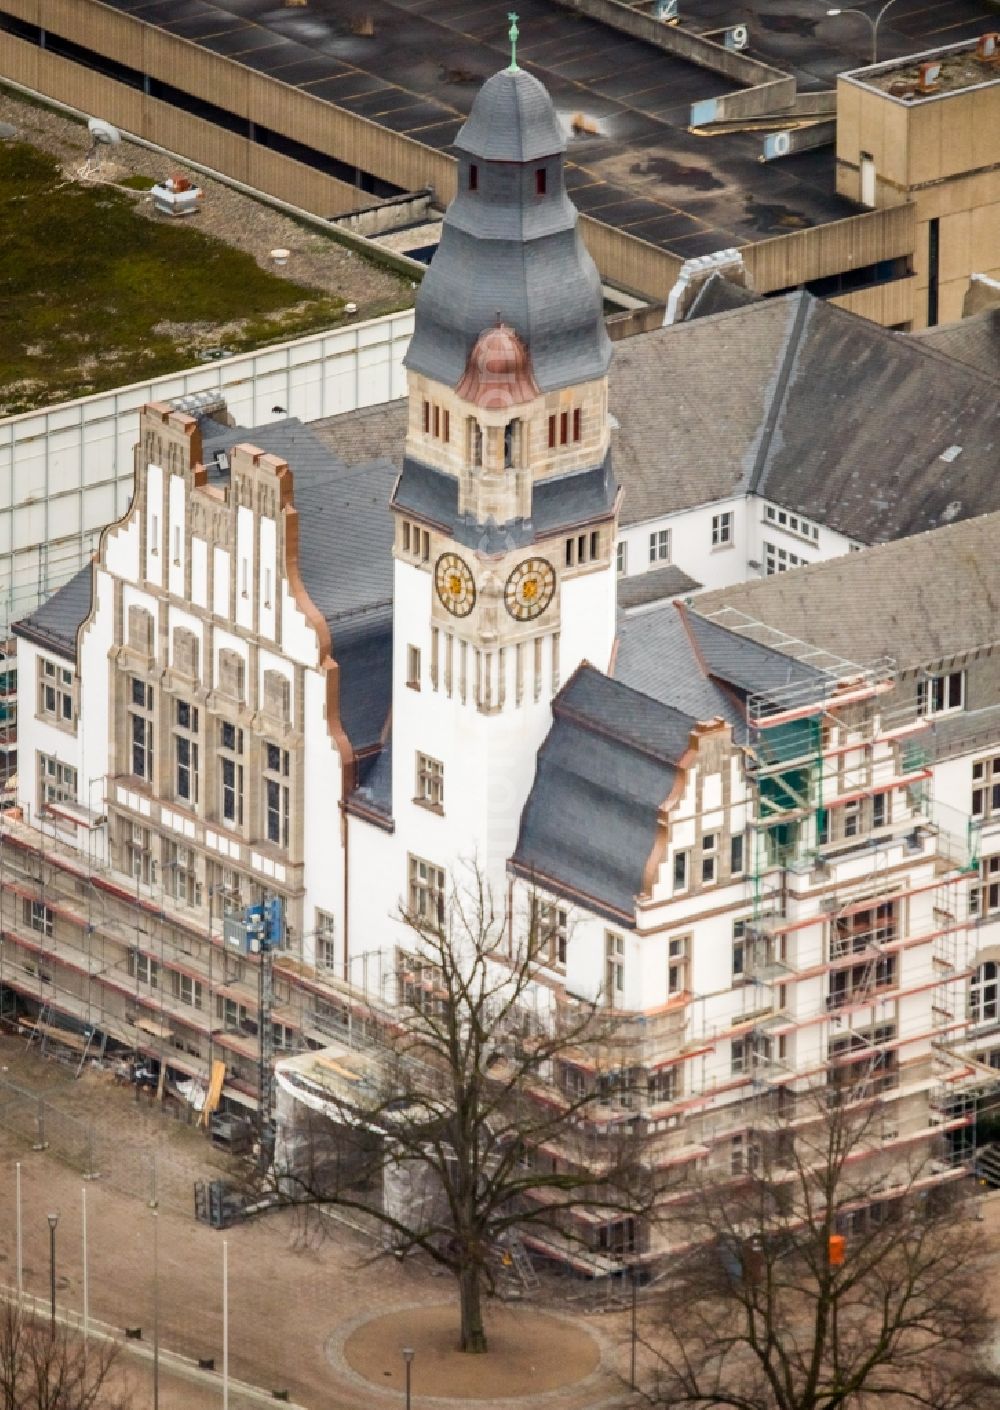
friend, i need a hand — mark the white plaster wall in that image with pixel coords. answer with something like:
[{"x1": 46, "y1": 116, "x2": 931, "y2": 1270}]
[
  {"x1": 279, "y1": 580, "x2": 318, "y2": 666},
  {"x1": 258, "y1": 517, "x2": 277, "y2": 643},
  {"x1": 235, "y1": 506, "x2": 254, "y2": 633},
  {"x1": 167, "y1": 474, "x2": 186, "y2": 599},
  {"x1": 190, "y1": 536, "x2": 208, "y2": 610},
  {"x1": 560, "y1": 562, "x2": 616, "y2": 677},
  {"x1": 300, "y1": 667, "x2": 346, "y2": 968},
  {"x1": 103, "y1": 512, "x2": 139, "y2": 584},
  {"x1": 14, "y1": 637, "x2": 83, "y2": 823},
  {"x1": 213, "y1": 546, "x2": 230, "y2": 620},
  {"x1": 0, "y1": 309, "x2": 414, "y2": 635},
  {"x1": 77, "y1": 567, "x2": 114, "y2": 864},
  {"x1": 145, "y1": 462, "x2": 163, "y2": 589}
]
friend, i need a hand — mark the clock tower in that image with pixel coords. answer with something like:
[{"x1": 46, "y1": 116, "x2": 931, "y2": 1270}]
[{"x1": 389, "y1": 59, "x2": 618, "y2": 892}]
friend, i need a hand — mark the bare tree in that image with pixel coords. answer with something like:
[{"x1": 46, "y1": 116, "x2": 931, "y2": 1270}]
[
  {"x1": 0, "y1": 1302, "x2": 129, "y2": 1410},
  {"x1": 643, "y1": 1080, "x2": 1000, "y2": 1410},
  {"x1": 270, "y1": 866, "x2": 654, "y2": 1353}
]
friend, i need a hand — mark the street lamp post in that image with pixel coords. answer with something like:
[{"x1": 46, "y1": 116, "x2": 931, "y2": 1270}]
[
  {"x1": 402, "y1": 1347, "x2": 415, "y2": 1410},
  {"x1": 46, "y1": 1212, "x2": 58, "y2": 1335},
  {"x1": 826, "y1": 0, "x2": 903, "y2": 65}
]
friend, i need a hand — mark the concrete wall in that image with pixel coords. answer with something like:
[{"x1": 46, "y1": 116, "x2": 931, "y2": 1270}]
[
  {"x1": 0, "y1": 310, "x2": 414, "y2": 634},
  {"x1": 837, "y1": 60, "x2": 1000, "y2": 326}
]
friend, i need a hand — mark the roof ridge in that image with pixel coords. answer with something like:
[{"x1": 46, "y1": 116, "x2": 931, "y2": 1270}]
[{"x1": 748, "y1": 290, "x2": 814, "y2": 498}]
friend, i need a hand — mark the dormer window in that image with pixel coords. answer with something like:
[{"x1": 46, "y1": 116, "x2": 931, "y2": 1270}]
[
  {"x1": 535, "y1": 167, "x2": 547, "y2": 196},
  {"x1": 469, "y1": 163, "x2": 479, "y2": 192}
]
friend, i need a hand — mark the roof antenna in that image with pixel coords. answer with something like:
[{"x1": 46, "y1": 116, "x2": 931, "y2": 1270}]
[{"x1": 507, "y1": 11, "x2": 519, "y2": 71}]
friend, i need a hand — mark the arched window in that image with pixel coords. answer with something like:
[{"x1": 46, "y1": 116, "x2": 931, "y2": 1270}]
[
  {"x1": 971, "y1": 961, "x2": 999, "y2": 1023},
  {"x1": 504, "y1": 419, "x2": 520, "y2": 469}
]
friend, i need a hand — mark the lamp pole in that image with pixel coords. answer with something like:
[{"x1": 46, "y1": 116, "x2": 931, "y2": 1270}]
[
  {"x1": 630, "y1": 1263, "x2": 638, "y2": 1390},
  {"x1": 402, "y1": 1347, "x2": 414, "y2": 1410},
  {"x1": 47, "y1": 1212, "x2": 58, "y2": 1335},
  {"x1": 825, "y1": 0, "x2": 903, "y2": 64},
  {"x1": 152, "y1": 1203, "x2": 160, "y2": 1410}
]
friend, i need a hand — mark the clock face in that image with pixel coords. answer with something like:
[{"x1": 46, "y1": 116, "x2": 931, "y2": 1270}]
[
  {"x1": 504, "y1": 557, "x2": 556, "y2": 622},
  {"x1": 435, "y1": 552, "x2": 477, "y2": 617}
]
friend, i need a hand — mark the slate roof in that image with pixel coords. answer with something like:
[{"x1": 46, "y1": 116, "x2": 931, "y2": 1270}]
[
  {"x1": 455, "y1": 68, "x2": 565, "y2": 163},
  {"x1": 911, "y1": 307, "x2": 1000, "y2": 381},
  {"x1": 614, "y1": 601, "x2": 744, "y2": 736},
  {"x1": 685, "y1": 272, "x2": 761, "y2": 322},
  {"x1": 202, "y1": 417, "x2": 396, "y2": 754},
  {"x1": 14, "y1": 564, "x2": 94, "y2": 662},
  {"x1": 690, "y1": 513, "x2": 1000, "y2": 673},
  {"x1": 617, "y1": 564, "x2": 701, "y2": 611},
  {"x1": 391, "y1": 452, "x2": 618, "y2": 549},
  {"x1": 404, "y1": 67, "x2": 611, "y2": 395},
  {"x1": 512, "y1": 665, "x2": 699, "y2": 922}
]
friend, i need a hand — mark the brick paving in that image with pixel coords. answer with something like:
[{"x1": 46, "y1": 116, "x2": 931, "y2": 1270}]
[{"x1": 0, "y1": 1039, "x2": 634, "y2": 1409}]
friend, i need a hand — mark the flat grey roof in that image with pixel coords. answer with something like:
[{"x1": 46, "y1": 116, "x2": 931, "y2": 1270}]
[{"x1": 93, "y1": 0, "x2": 880, "y2": 257}]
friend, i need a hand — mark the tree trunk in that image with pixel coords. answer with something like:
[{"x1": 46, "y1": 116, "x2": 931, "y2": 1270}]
[{"x1": 458, "y1": 1264, "x2": 488, "y2": 1354}]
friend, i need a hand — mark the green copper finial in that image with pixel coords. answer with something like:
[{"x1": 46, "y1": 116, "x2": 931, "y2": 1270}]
[{"x1": 507, "y1": 11, "x2": 519, "y2": 70}]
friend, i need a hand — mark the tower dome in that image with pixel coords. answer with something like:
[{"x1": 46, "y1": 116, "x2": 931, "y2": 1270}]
[
  {"x1": 455, "y1": 321, "x2": 540, "y2": 409},
  {"x1": 404, "y1": 67, "x2": 611, "y2": 395}
]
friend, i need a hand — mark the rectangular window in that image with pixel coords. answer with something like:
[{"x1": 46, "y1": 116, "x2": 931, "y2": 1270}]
[
  {"x1": 732, "y1": 1032, "x2": 772, "y2": 1076},
  {"x1": 174, "y1": 699, "x2": 199, "y2": 806},
  {"x1": 548, "y1": 415, "x2": 556, "y2": 449},
  {"x1": 701, "y1": 832, "x2": 717, "y2": 885},
  {"x1": 408, "y1": 855, "x2": 446, "y2": 928},
  {"x1": 128, "y1": 675, "x2": 154, "y2": 782},
  {"x1": 535, "y1": 167, "x2": 547, "y2": 195},
  {"x1": 532, "y1": 898, "x2": 569, "y2": 969},
  {"x1": 831, "y1": 899, "x2": 897, "y2": 957},
  {"x1": 468, "y1": 162, "x2": 478, "y2": 191},
  {"x1": 316, "y1": 910, "x2": 337, "y2": 970},
  {"x1": 38, "y1": 658, "x2": 74, "y2": 726},
  {"x1": 711, "y1": 511, "x2": 733, "y2": 547},
  {"x1": 38, "y1": 753, "x2": 77, "y2": 811},
  {"x1": 980, "y1": 856, "x2": 1000, "y2": 916},
  {"x1": 972, "y1": 754, "x2": 1000, "y2": 821},
  {"x1": 764, "y1": 541, "x2": 806, "y2": 575},
  {"x1": 415, "y1": 751, "x2": 444, "y2": 809},
  {"x1": 917, "y1": 670, "x2": 964, "y2": 717},
  {"x1": 872, "y1": 792, "x2": 887, "y2": 829},
  {"x1": 616, "y1": 541, "x2": 627, "y2": 575},
  {"x1": 443, "y1": 409, "x2": 450, "y2": 443},
  {"x1": 218, "y1": 721, "x2": 244, "y2": 828},
  {"x1": 560, "y1": 411, "x2": 569, "y2": 445},
  {"x1": 263, "y1": 741, "x2": 290, "y2": 848},
  {"x1": 647, "y1": 1066, "x2": 678, "y2": 1106},
  {"x1": 648, "y1": 529, "x2": 671, "y2": 563},
  {"x1": 572, "y1": 408, "x2": 581, "y2": 442},
  {"x1": 605, "y1": 931, "x2": 625, "y2": 1006},
  {"x1": 843, "y1": 800, "x2": 861, "y2": 838},
  {"x1": 730, "y1": 832, "x2": 745, "y2": 876},
  {"x1": 128, "y1": 949, "x2": 159, "y2": 989},
  {"x1": 433, "y1": 405, "x2": 440, "y2": 438},
  {"x1": 733, "y1": 918, "x2": 747, "y2": 981},
  {"x1": 422, "y1": 400, "x2": 430, "y2": 433},
  {"x1": 23, "y1": 898, "x2": 53, "y2": 937},
  {"x1": 171, "y1": 970, "x2": 203, "y2": 1009},
  {"x1": 407, "y1": 644, "x2": 421, "y2": 690},
  {"x1": 667, "y1": 935, "x2": 689, "y2": 995},
  {"x1": 164, "y1": 841, "x2": 200, "y2": 906},
  {"x1": 673, "y1": 849, "x2": 688, "y2": 892}
]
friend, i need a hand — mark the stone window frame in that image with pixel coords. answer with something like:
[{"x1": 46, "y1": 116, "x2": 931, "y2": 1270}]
[
  {"x1": 37, "y1": 657, "x2": 76, "y2": 730},
  {"x1": 414, "y1": 751, "x2": 444, "y2": 812}
]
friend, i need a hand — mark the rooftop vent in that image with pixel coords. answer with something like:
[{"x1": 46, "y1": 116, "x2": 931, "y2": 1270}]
[{"x1": 917, "y1": 60, "x2": 942, "y2": 92}]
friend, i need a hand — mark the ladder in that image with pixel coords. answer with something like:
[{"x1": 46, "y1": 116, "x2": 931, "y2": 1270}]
[
  {"x1": 27, "y1": 1001, "x2": 53, "y2": 1054},
  {"x1": 497, "y1": 1233, "x2": 539, "y2": 1293}
]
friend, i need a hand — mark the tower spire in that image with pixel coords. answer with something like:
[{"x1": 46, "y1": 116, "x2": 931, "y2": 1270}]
[{"x1": 507, "y1": 11, "x2": 520, "y2": 71}]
